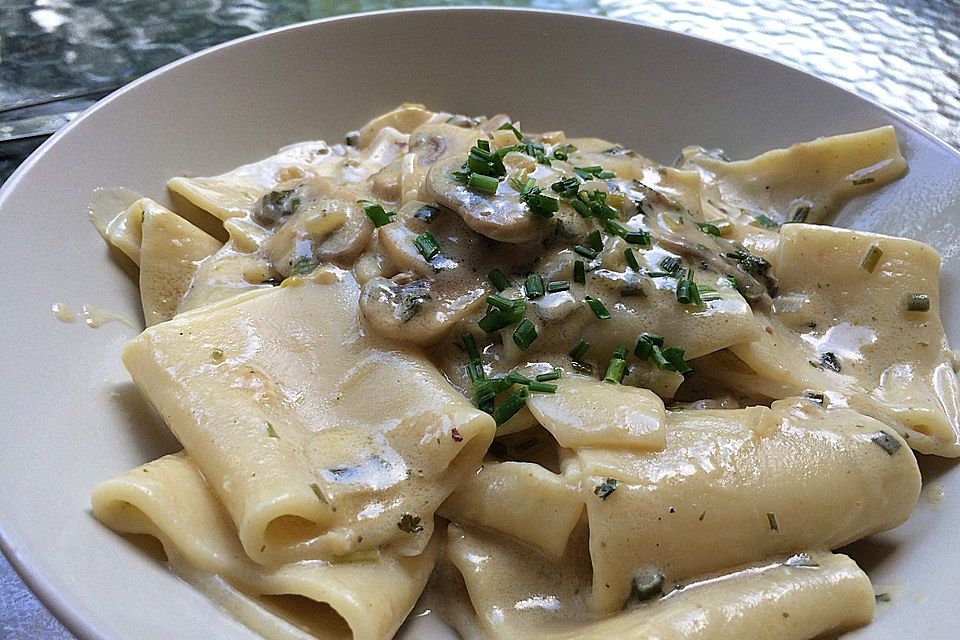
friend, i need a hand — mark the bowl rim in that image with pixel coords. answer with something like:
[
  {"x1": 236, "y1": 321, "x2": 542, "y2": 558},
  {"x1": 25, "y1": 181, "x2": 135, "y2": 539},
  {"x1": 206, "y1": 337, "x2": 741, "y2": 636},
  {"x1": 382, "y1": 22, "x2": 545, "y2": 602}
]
[{"x1": 1, "y1": 7, "x2": 958, "y2": 639}]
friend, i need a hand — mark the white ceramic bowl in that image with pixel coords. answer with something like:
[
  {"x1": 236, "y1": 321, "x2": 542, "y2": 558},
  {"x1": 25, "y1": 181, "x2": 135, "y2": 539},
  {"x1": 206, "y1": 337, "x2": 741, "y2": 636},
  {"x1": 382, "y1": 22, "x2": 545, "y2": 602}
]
[{"x1": 1, "y1": 8, "x2": 958, "y2": 640}]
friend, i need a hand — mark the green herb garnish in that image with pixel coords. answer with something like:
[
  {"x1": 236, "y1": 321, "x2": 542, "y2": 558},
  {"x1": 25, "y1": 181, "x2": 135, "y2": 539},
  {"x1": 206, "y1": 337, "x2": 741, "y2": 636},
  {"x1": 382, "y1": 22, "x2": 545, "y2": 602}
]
[
  {"x1": 604, "y1": 346, "x2": 628, "y2": 384},
  {"x1": 696, "y1": 221, "x2": 722, "y2": 236},
  {"x1": 624, "y1": 248, "x2": 641, "y2": 271},
  {"x1": 551, "y1": 176, "x2": 581, "y2": 198},
  {"x1": 632, "y1": 570, "x2": 665, "y2": 601},
  {"x1": 547, "y1": 280, "x2": 570, "y2": 293},
  {"x1": 492, "y1": 387, "x2": 529, "y2": 425},
  {"x1": 536, "y1": 369, "x2": 562, "y2": 382},
  {"x1": 570, "y1": 339, "x2": 591, "y2": 361},
  {"x1": 594, "y1": 477, "x2": 618, "y2": 500},
  {"x1": 574, "y1": 260, "x2": 586, "y2": 284},
  {"x1": 363, "y1": 202, "x2": 395, "y2": 227},
  {"x1": 767, "y1": 512, "x2": 780, "y2": 533},
  {"x1": 525, "y1": 274, "x2": 545, "y2": 299},
  {"x1": 860, "y1": 244, "x2": 883, "y2": 273},
  {"x1": 871, "y1": 431, "x2": 902, "y2": 455},
  {"x1": 753, "y1": 214, "x2": 780, "y2": 230},
  {"x1": 413, "y1": 204, "x2": 440, "y2": 223},
  {"x1": 468, "y1": 173, "x2": 500, "y2": 194},
  {"x1": 398, "y1": 513, "x2": 424, "y2": 534},
  {"x1": 413, "y1": 231, "x2": 441, "y2": 261},
  {"x1": 310, "y1": 482, "x2": 327, "y2": 504},
  {"x1": 513, "y1": 319, "x2": 538, "y2": 351},
  {"x1": 290, "y1": 256, "x2": 319, "y2": 276},
  {"x1": 585, "y1": 296, "x2": 612, "y2": 319},
  {"x1": 904, "y1": 292, "x2": 930, "y2": 312},
  {"x1": 488, "y1": 268, "x2": 513, "y2": 292}
]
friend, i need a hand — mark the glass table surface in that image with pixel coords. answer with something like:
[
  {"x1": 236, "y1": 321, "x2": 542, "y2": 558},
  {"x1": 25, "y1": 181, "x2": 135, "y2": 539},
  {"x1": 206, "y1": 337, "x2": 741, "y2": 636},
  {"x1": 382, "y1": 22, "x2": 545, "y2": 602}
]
[{"x1": 1, "y1": 1, "x2": 958, "y2": 638}]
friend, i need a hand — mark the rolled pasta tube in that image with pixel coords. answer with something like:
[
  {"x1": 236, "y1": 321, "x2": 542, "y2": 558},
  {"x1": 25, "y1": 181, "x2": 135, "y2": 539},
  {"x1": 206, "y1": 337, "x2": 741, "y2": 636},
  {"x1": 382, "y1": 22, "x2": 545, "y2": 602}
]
[
  {"x1": 122, "y1": 267, "x2": 494, "y2": 564},
  {"x1": 447, "y1": 523, "x2": 874, "y2": 640},
  {"x1": 92, "y1": 452, "x2": 440, "y2": 640},
  {"x1": 439, "y1": 461, "x2": 583, "y2": 560},
  {"x1": 581, "y1": 397, "x2": 919, "y2": 613}
]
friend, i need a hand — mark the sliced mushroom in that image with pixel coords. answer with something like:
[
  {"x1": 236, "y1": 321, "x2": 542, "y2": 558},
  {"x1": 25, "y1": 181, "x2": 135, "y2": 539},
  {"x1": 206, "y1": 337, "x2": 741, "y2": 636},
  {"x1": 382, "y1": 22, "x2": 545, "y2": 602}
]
[
  {"x1": 425, "y1": 154, "x2": 555, "y2": 244},
  {"x1": 262, "y1": 186, "x2": 372, "y2": 276},
  {"x1": 360, "y1": 275, "x2": 487, "y2": 346}
]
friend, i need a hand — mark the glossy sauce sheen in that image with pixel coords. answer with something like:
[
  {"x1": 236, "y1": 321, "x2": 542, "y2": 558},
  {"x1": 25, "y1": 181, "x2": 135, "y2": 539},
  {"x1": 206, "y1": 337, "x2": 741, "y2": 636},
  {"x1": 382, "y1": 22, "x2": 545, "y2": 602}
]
[{"x1": 89, "y1": 105, "x2": 958, "y2": 640}]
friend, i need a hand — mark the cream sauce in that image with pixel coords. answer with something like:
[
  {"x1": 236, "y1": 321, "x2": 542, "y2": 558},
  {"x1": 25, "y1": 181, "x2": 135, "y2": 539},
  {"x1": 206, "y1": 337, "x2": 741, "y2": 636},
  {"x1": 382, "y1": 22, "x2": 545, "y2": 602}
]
[{"x1": 91, "y1": 106, "x2": 949, "y2": 640}]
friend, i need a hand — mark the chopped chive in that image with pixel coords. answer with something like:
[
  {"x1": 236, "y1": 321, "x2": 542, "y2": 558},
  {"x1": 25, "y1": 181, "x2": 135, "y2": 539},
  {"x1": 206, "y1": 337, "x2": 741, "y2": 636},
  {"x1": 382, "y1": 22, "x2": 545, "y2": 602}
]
[
  {"x1": 506, "y1": 371, "x2": 532, "y2": 385},
  {"x1": 789, "y1": 205, "x2": 811, "y2": 224},
  {"x1": 904, "y1": 292, "x2": 930, "y2": 312},
  {"x1": 486, "y1": 293, "x2": 519, "y2": 311},
  {"x1": 584, "y1": 296, "x2": 612, "y2": 319},
  {"x1": 478, "y1": 309, "x2": 511, "y2": 333},
  {"x1": 290, "y1": 256, "x2": 319, "y2": 276},
  {"x1": 661, "y1": 346, "x2": 692, "y2": 374},
  {"x1": 492, "y1": 387, "x2": 529, "y2": 425},
  {"x1": 413, "y1": 231, "x2": 440, "y2": 261},
  {"x1": 363, "y1": 202, "x2": 395, "y2": 227},
  {"x1": 574, "y1": 244, "x2": 599, "y2": 259},
  {"x1": 476, "y1": 139, "x2": 491, "y2": 152},
  {"x1": 753, "y1": 214, "x2": 780, "y2": 229},
  {"x1": 586, "y1": 230, "x2": 604, "y2": 252},
  {"x1": 803, "y1": 390, "x2": 826, "y2": 405},
  {"x1": 604, "y1": 346, "x2": 628, "y2": 384},
  {"x1": 525, "y1": 274, "x2": 545, "y2": 299},
  {"x1": 512, "y1": 319, "x2": 538, "y2": 351},
  {"x1": 310, "y1": 482, "x2": 327, "y2": 504},
  {"x1": 632, "y1": 571, "x2": 665, "y2": 601},
  {"x1": 468, "y1": 173, "x2": 500, "y2": 194},
  {"x1": 266, "y1": 422, "x2": 278, "y2": 438},
  {"x1": 413, "y1": 204, "x2": 440, "y2": 223},
  {"x1": 397, "y1": 513, "x2": 424, "y2": 534},
  {"x1": 528, "y1": 381, "x2": 557, "y2": 393},
  {"x1": 624, "y1": 248, "x2": 641, "y2": 271},
  {"x1": 852, "y1": 176, "x2": 876, "y2": 186},
  {"x1": 570, "y1": 339, "x2": 591, "y2": 361},
  {"x1": 624, "y1": 230, "x2": 652, "y2": 246},
  {"x1": 860, "y1": 244, "x2": 883, "y2": 273},
  {"x1": 605, "y1": 220, "x2": 628, "y2": 237},
  {"x1": 569, "y1": 199, "x2": 592, "y2": 218},
  {"x1": 551, "y1": 176, "x2": 580, "y2": 198},
  {"x1": 871, "y1": 431, "x2": 902, "y2": 455},
  {"x1": 498, "y1": 122, "x2": 523, "y2": 140},
  {"x1": 650, "y1": 345, "x2": 669, "y2": 369},
  {"x1": 462, "y1": 332, "x2": 481, "y2": 362},
  {"x1": 574, "y1": 260, "x2": 586, "y2": 283},
  {"x1": 767, "y1": 512, "x2": 780, "y2": 533},
  {"x1": 634, "y1": 333, "x2": 664, "y2": 360},
  {"x1": 594, "y1": 477, "x2": 618, "y2": 500},
  {"x1": 474, "y1": 376, "x2": 512, "y2": 407},
  {"x1": 815, "y1": 351, "x2": 842, "y2": 372},
  {"x1": 535, "y1": 369, "x2": 562, "y2": 382},
  {"x1": 547, "y1": 280, "x2": 570, "y2": 293},
  {"x1": 725, "y1": 275, "x2": 741, "y2": 292},
  {"x1": 488, "y1": 268, "x2": 513, "y2": 292},
  {"x1": 660, "y1": 256, "x2": 681, "y2": 275},
  {"x1": 467, "y1": 360, "x2": 484, "y2": 383},
  {"x1": 696, "y1": 222, "x2": 722, "y2": 236},
  {"x1": 676, "y1": 276, "x2": 693, "y2": 304}
]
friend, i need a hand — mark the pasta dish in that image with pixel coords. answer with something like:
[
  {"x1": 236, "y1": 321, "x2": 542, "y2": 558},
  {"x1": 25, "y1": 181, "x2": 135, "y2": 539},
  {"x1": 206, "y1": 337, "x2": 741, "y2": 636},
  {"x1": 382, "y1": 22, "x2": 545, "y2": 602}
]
[{"x1": 88, "y1": 105, "x2": 958, "y2": 639}]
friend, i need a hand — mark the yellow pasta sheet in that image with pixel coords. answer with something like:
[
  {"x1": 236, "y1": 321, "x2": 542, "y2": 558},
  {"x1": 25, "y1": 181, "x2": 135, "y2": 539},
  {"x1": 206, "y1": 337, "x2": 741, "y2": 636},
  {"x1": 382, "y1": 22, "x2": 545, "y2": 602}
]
[
  {"x1": 93, "y1": 453, "x2": 438, "y2": 640},
  {"x1": 122, "y1": 267, "x2": 495, "y2": 564}
]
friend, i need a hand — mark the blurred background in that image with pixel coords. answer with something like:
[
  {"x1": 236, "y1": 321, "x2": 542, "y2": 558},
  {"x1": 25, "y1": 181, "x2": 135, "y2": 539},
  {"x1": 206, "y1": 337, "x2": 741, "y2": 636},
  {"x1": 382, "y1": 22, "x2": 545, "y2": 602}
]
[{"x1": 1, "y1": 0, "x2": 958, "y2": 637}]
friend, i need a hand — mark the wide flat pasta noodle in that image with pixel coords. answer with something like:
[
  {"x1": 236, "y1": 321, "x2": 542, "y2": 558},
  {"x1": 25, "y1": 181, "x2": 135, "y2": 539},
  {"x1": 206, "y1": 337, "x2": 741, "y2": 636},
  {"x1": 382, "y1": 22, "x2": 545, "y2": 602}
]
[
  {"x1": 122, "y1": 267, "x2": 495, "y2": 564},
  {"x1": 92, "y1": 453, "x2": 439, "y2": 640},
  {"x1": 446, "y1": 523, "x2": 874, "y2": 640},
  {"x1": 682, "y1": 126, "x2": 907, "y2": 225},
  {"x1": 577, "y1": 397, "x2": 919, "y2": 613},
  {"x1": 722, "y1": 223, "x2": 960, "y2": 455},
  {"x1": 438, "y1": 460, "x2": 583, "y2": 560}
]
